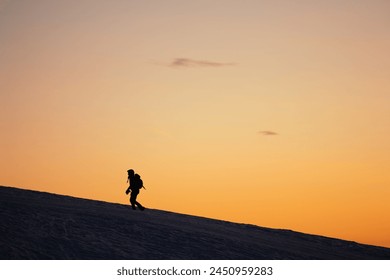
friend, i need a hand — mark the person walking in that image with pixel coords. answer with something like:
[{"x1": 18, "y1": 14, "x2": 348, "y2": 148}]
[{"x1": 125, "y1": 169, "x2": 145, "y2": 211}]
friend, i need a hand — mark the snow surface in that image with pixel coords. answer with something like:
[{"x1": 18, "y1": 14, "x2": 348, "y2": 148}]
[{"x1": 1, "y1": 185, "x2": 389, "y2": 260}]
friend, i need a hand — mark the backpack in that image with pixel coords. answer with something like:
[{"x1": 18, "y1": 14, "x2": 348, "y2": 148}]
[{"x1": 132, "y1": 174, "x2": 143, "y2": 190}]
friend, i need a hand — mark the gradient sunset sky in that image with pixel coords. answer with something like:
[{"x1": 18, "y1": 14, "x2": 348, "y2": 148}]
[{"x1": 1, "y1": 0, "x2": 390, "y2": 248}]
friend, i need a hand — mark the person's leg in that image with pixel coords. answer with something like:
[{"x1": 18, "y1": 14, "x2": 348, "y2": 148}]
[
  {"x1": 130, "y1": 193, "x2": 136, "y2": 210},
  {"x1": 132, "y1": 190, "x2": 145, "y2": 210},
  {"x1": 135, "y1": 200, "x2": 144, "y2": 210}
]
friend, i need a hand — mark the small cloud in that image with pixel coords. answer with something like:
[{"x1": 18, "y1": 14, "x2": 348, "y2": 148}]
[
  {"x1": 259, "y1": 130, "x2": 278, "y2": 136},
  {"x1": 169, "y1": 58, "x2": 236, "y2": 68}
]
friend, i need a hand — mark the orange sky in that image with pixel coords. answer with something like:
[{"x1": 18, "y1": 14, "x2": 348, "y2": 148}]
[{"x1": 1, "y1": 0, "x2": 390, "y2": 248}]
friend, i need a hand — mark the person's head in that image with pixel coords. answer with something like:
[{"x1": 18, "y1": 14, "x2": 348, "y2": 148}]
[{"x1": 127, "y1": 169, "x2": 135, "y2": 177}]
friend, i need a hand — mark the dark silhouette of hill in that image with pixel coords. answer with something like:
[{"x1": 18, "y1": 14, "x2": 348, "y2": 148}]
[{"x1": 1, "y1": 185, "x2": 389, "y2": 260}]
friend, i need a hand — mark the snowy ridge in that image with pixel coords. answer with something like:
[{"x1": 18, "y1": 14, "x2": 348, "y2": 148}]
[{"x1": 1, "y1": 185, "x2": 389, "y2": 260}]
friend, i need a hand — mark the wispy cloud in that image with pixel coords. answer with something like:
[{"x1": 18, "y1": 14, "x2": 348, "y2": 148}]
[
  {"x1": 169, "y1": 58, "x2": 236, "y2": 68},
  {"x1": 259, "y1": 130, "x2": 279, "y2": 136}
]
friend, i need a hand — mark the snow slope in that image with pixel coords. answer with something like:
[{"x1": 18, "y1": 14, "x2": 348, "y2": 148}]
[{"x1": 1, "y1": 186, "x2": 389, "y2": 260}]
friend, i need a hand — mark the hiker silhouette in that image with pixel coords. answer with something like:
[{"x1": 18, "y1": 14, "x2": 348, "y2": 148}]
[{"x1": 125, "y1": 169, "x2": 145, "y2": 211}]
